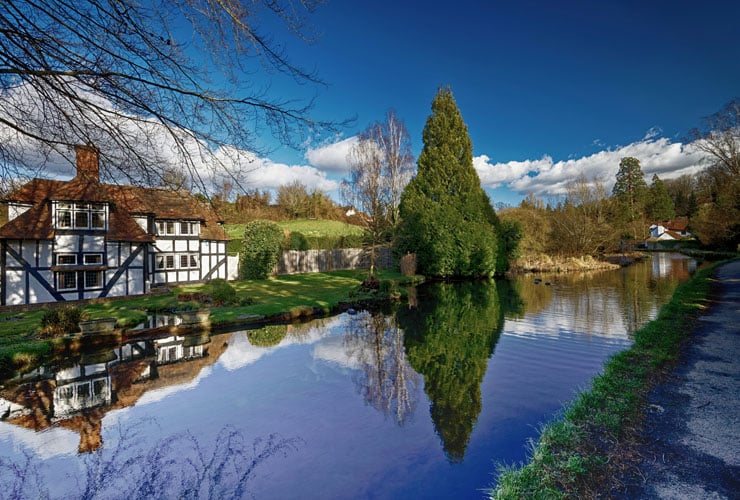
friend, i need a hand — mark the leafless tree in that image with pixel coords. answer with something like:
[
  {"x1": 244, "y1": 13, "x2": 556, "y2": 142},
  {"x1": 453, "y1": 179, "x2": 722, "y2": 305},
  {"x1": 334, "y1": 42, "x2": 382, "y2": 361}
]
[
  {"x1": 343, "y1": 311, "x2": 419, "y2": 426},
  {"x1": 687, "y1": 99, "x2": 740, "y2": 248},
  {"x1": 277, "y1": 179, "x2": 311, "y2": 219},
  {"x1": 0, "y1": 0, "x2": 342, "y2": 195},
  {"x1": 689, "y1": 99, "x2": 740, "y2": 178},
  {"x1": 342, "y1": 110, "x2": 414, "y2": 275}
]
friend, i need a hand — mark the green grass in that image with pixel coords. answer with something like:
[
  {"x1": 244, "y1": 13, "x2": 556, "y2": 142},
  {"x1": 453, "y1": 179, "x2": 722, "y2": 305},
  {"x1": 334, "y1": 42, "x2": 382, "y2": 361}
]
[
  {"x1": 225, "y1": 219, "x2": 365, "y2": 252},
  {"x1": 276, "y1": 219, "x2": 364, "y2": 237},
  {"x1": 0, "y1": 310, "x2": 53, "y2": 376},
  {"x1": 490, "y1": 261, "x2": 723, "y2": 498}
]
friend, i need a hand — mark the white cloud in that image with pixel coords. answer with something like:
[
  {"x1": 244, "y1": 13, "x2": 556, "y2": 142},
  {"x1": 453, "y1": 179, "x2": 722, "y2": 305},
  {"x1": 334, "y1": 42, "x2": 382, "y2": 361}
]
[
  {"x1": 243, "y1": 157, "x2": 339, "y2": 193},
  {"x1": 475, "y1": 135, "x2": 709, "y2": 199},
  {"x1": 304, "y1": 136, "x2": 358, "y2": 173}
]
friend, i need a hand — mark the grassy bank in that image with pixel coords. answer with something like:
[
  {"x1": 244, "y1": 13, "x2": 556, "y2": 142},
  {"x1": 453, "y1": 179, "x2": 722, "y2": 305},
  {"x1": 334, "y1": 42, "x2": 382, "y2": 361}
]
[
  {"x1": 490, "y1": 261, "x2": 723, "y2": 498},
  {"x1": 0, "y1": 269, "x2": 418, "y2": 378},
  {"x1": 509, "y1": 253, "x2": 623, "y2": 273}
]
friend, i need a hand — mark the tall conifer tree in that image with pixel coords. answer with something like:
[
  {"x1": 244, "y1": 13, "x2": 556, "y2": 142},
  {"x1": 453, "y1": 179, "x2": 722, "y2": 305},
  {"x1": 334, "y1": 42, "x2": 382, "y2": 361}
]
[
  {"x1": 613, "y1": 156, "x2": 648, "y2": 220},
  {"x1": 395, "y1": 87, "x2": 497, "y2": 277},
  {"x1": 646, "y1": 174, "x2": 676, "y2": 221}
]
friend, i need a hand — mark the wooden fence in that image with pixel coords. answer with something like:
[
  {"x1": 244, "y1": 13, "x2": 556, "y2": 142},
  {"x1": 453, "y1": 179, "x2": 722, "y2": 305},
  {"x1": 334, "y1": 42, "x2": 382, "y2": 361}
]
[{"x1": 274, "y1": 247, "x2": 392, "y2": 275}]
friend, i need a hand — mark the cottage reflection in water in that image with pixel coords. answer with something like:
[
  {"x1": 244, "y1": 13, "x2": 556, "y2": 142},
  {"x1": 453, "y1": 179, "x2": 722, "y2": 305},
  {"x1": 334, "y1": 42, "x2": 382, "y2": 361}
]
[{"x1": 0, "y1": 332, "x2": 217, "y2": 453}]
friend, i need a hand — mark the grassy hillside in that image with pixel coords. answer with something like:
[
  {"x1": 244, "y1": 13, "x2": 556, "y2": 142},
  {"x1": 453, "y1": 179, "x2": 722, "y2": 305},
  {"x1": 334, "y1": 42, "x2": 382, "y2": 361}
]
[{"x1": 225, "y1": 219, "x2": 365, "y2": 253}]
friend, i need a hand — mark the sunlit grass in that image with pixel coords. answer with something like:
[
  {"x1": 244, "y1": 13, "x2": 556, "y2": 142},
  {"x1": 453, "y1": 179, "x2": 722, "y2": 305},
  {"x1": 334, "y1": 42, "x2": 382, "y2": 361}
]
[{"x1": 0, "y1": 269, "x2": 415, "y2": 376}]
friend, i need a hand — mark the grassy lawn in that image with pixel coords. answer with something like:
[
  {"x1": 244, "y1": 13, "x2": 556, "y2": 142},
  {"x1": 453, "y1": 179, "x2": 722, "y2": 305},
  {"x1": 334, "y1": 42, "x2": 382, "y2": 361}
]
[
  {"x1": 226, "y1": 219, "x2": 365, "y2": 252},
  {"x1": 0, "y1": 269, "x2": 415, "y2": 377},
  {"x1": 490, "y1": 262, "x2": 722, "y2": 498}
]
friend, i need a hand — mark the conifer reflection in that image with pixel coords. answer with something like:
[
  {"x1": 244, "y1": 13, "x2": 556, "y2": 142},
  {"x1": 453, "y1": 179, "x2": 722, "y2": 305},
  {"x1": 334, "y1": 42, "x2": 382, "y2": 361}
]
[{"x1": 397, "y1": 280, "x2": 513, "y2": 462}]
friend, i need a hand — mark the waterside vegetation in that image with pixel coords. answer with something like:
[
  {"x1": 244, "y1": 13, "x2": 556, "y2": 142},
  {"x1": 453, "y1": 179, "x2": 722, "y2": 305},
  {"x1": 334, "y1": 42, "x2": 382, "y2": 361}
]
[
  {"x1": 490, "y1": 261, "x2": 724, "y2": 498},
  {"x1": 0, "y1": 269, "x2": 421, "y2": 379}
]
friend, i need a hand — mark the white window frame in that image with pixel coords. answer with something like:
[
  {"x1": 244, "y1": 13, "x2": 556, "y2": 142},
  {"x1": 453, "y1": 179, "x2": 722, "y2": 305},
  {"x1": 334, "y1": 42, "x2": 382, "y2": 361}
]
[
  {"x1": 56, "y1": 254, "x2": 77, "y2": 266},
  {"x1": 55, "y1": 202, "x2": 107, "y2": 229},
  {"x1": 156, "y1": 252, "x2": 199, "y2": 270},
  {"x1": 83, "y1": 254, "x2": 103, "y2": 265},
  {"x1": 57, "y1": 271, "x2": 77, "y2": 291},
  {"x1": 84, "y1": 270, "x2": 103, "y2": 289}
]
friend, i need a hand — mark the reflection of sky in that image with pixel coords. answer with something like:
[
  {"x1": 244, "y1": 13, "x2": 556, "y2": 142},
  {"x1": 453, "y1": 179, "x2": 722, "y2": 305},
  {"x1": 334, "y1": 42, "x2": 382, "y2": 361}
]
[
  {"x1": 218, "y1": 315, "x2": 345, "y2": 371},
  {"x1": 0, "y1": 422, "x2": 79, "y2": 459},
  {"x1": 0, "y1": 258, "x2": 697, "y2": 498}
]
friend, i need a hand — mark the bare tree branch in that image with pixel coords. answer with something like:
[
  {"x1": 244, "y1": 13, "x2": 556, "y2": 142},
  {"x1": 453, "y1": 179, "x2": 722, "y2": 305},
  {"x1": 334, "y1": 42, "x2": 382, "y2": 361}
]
[{"x1": 0, "y1": 0, "x2": 344, "y2": 196}]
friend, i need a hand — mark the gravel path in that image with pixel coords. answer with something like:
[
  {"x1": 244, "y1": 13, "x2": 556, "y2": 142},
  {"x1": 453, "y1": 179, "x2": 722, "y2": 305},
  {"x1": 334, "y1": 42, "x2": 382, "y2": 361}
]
[{"x1": 617, "y1": 259, "x2": 740, "y2": 499}]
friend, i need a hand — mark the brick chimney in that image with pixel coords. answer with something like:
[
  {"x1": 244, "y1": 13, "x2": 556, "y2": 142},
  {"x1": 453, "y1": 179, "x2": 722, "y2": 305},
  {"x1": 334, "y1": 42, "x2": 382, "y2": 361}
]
[{"x1": 74, "y1": 144, "x2": 100, "y2": 182}]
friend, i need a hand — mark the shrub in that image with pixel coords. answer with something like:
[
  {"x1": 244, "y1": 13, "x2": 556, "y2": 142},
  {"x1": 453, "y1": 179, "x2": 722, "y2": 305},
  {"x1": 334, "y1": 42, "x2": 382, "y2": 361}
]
[
  {"x1": 340, "y1": 234, "x2": 365, "y2": 248},
  {"x1": 40, "y1": 306, "x2": 83, "y2": 337},
  {"x1": 288, "y1": 231, "x2": 310, "y2": 251},
  {"x1": 239, "y1": 220, "x2": 285, "y2": 280},
  {"x1": 400, "y1": 253, "x2": 417, "y2": 277},
  {"x1": 209, "y1": 279, "x2": 237, "y2": 306}
]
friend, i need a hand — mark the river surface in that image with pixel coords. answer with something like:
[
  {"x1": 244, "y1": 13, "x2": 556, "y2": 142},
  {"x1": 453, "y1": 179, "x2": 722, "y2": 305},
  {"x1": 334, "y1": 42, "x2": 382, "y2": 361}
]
[{"x1": 0, "y1": 253, "x2": 697, "y2": 499}]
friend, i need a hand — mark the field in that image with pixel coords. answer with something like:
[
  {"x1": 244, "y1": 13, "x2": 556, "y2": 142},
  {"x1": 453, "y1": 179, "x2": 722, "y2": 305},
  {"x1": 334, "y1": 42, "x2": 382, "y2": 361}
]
[{"x1": 225, "y1": 219, "x2": 365, "y2": 253}]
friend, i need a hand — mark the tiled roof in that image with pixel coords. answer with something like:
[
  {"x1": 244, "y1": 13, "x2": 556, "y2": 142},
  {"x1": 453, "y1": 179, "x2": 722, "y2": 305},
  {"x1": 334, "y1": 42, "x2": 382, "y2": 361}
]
[
  {"x1": 3, "y1": 178, "x2": 63, "y2": 204},
  {"x1": 107, "y1": 207, "x2": 155, "y2": 243},
  {"x1": 0, "y1": 203, "x2": 54, "y2": 239},
  {"x1": 665, "y1": 216, "x2": 689, "y2": 232},
  {"x1": 1, "y1": 178, "x2": 228, "y2": 241}
]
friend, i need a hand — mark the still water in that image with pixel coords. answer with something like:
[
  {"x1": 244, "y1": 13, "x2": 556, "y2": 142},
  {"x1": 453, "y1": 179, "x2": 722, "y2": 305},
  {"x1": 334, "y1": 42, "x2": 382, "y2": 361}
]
[{"x1": 0, "y1": 254, "x2": 697, "y2": 499}]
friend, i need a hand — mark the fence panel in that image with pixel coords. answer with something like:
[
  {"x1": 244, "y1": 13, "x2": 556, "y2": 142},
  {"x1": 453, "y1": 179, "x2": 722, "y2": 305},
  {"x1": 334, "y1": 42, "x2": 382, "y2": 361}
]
[{"x1": 274, "y1": 247, "x2": 392, "y2": 275}]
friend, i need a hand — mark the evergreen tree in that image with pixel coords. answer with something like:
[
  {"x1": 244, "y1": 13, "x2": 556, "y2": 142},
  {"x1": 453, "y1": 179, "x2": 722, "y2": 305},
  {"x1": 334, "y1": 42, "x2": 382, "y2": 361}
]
[
  {"x1": 645, "y1": 174, "x2": 675, "y2": 221},
  {"x1": 612, "y1": 157, "x2": 648, "y2": 221},
  {"x1": 395, "y1": 87, "x2": 498, "y2": 277}
]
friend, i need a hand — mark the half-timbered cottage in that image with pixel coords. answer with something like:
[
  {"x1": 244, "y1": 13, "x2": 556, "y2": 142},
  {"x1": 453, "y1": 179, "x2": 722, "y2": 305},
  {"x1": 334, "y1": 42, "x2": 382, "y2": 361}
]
[{"x1": 0, "y1": 145, "x2": 229, "y2": 305}]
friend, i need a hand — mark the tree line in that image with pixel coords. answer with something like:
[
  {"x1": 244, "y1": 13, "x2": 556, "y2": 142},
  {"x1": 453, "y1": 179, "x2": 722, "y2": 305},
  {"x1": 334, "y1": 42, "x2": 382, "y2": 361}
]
[{"x1": 499, "y1": 99, "x2": 739, "y2": 258}]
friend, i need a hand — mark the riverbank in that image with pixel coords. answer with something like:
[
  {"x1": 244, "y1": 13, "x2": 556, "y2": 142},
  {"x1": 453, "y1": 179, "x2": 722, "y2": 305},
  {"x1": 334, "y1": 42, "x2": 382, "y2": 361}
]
[
  {"x1": 507, "y1": 252, "x2": 643, "y2": 274},
  {"x1": 613, "y1": 259, "x2": 739, "y2": 498},
  {"x1": 490, "y1": 259, "x2": 729, "y2": 498},
  {"x1": 0, "y1": 270, "x2": 421, "y2": 379}
]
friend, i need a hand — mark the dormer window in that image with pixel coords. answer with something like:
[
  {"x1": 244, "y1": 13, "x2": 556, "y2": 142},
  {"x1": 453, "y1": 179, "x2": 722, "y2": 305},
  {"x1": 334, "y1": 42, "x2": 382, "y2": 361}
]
[
  {"x1": 55, "y1": 202, "x2": 107, "y2": 230},
  {"x1": 156, "y1": 220, "x2": 199, "y2": 236}
]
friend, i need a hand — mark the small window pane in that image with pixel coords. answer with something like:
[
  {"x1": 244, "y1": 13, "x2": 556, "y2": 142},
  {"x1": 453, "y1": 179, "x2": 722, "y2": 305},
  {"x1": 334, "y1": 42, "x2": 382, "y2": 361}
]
[
  {"x1": 189, "y1": 254, "x2": 199, "y2": 268},
  {"x1": 91, "y1": 212, "x2": 105, "y2": 228},
  {"x1": 75, "y1": 203, "x2": 90, "y2": 210},
  {"x1": 58, "y1": 271, "x2": 76, "y2": 290},
  {"x1": 77, "y1": 383, "x2": 90, "y2": 398},
  {"x1": 85, "y1": 271, "x2": 102, "y2": 289},
  {"x1": 165, "y1": 255, "x2": 175, "y2": 269},
  {"x1": 57, "y1": 211, "x2": 72, "y2": 228},
  {"x1": 84, "y1": 254, "x2": 102, "y2": 265},
  {"x1": 156, "y1": 255, "x2": 165, "y2": 269},
  {"x1": 180, "y1": 222, "x2": 190, "y2": 235},
  {"x1": 180, "y1": 254, "x2": 189, "y2": 268},
  {"x1": 59, "y1": 385, "x2": 74, "y2": 400},
  {"x1": 57, "y1": 254, "x2": 77, "y2": 265},
  {"x1": 75, "y1": 211, "x2": 89, "y2": 228},
  {"x1": 93, "y1": 379, "x2": 107, "y2": 396},
  {"x1": 166, "y1": 222, "x2": 175, "y2": 235}
]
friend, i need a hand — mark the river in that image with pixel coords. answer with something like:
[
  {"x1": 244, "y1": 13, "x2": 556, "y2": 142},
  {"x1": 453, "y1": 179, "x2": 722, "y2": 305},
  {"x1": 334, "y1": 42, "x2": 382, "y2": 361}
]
[{"x1": 0, "y1": 253, "x2": 697, "y2": 499}]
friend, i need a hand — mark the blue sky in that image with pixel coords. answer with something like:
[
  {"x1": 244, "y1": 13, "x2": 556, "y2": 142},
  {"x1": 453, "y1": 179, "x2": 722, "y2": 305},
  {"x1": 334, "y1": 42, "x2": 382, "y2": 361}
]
[
  {"x1": 243, "y1": 0, "x2": 738, "y2": 206},
  {"x1": 10, "y1": 1, "x2": 736, "y2": 206}
]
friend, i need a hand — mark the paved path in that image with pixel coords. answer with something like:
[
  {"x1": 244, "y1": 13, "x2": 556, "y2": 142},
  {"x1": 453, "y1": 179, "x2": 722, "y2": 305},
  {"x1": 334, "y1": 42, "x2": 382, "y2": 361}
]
[{"x1": 618, "y1": 259, "x2": 740, "y2": 499}]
